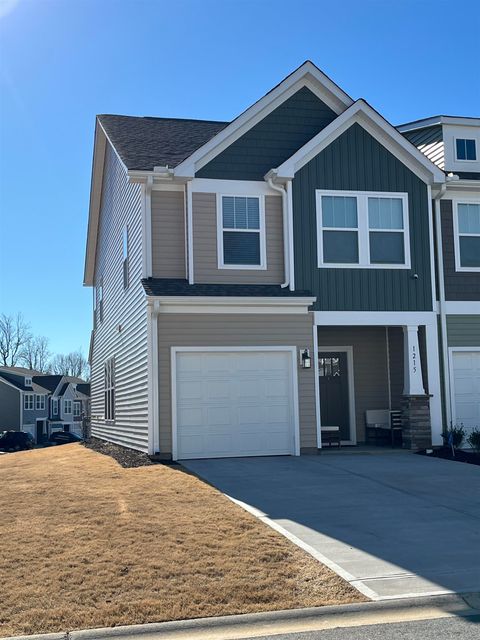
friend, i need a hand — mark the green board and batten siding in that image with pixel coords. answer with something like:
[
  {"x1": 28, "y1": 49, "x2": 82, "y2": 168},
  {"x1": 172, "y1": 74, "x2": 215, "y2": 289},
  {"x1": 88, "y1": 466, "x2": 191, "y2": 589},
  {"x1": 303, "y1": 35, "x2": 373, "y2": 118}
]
[
  {"x1": 293, "y1": 123, "x2": 433, "y2": 311},
  {"x1": 197, "y1": 87, "x2": 337, "y2": 181}
]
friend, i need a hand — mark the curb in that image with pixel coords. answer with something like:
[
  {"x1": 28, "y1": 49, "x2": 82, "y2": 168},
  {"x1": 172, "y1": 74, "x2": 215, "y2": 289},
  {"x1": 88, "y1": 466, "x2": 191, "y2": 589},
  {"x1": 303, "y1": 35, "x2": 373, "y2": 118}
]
[{"x1": 5, "y1": 592, "x2": 480, "y2": 640}]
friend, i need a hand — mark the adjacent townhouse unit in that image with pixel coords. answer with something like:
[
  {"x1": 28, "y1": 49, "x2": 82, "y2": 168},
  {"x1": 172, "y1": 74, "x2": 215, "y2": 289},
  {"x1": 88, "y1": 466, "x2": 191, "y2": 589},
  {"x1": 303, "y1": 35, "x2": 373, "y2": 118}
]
[
  {"x1": 0, "y1": 367, "x2": 90, "y2": 442},
  {"x1": 84, "y1": 61, "x2": 477, "y2": 461},
  {"x1": 399, "y1": 116, "x2": 480, "y2": 436}
]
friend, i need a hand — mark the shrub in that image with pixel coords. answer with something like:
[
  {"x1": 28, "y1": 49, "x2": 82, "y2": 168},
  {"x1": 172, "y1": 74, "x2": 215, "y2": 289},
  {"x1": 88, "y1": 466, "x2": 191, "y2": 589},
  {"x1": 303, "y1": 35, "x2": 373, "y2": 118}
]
[
  {"x1": 441, "y1": 424, "x2": 466, "y2": 449},
  {"x1": 467, "y1": 428, "x2": 480, "y2": 453}
]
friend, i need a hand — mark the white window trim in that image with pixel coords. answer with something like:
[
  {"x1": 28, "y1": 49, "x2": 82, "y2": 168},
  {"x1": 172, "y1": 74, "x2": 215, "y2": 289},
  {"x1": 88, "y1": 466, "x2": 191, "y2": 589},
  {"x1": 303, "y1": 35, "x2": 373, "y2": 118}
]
[
  {"x1": 24, "y1": 393, "x2": 34, "y2": 410},
  {"x1": 454, "y1": 137, "x2": 477, "y2": 163},
  {"x1": 35, "y1": 394, "x2": 46, "y2": 411},
  {"x1": 315, "y1": 189, "x2": 411, "y2": 269},
  {"x1": 216, "y1": 194, "x2": 267, "y2": 270},
  {"x1": 74, "y1": 402, "x2": 81, "y2": 417},
  {"x1": 25, "y1": 377, "x2": 32, "y2": 387},
  {"x1": 453, "y1": 198, "x2": 480, "y2": 273},
  {"x1": 64, "y1": 399, "x2": 72, "y2": 414},
  {"x1": 122, "y1": 224, "x2": 129, "y2": 289},
  {"x1": 52, "y1": 398, "x2": 58, "y2": 414}
]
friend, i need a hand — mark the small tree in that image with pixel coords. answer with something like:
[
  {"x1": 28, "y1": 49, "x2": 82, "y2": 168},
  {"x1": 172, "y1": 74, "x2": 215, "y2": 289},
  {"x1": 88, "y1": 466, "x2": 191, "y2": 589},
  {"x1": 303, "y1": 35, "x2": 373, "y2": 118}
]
[{"x1": 0, "y1": 313, "x2": 31, "y2": 367}]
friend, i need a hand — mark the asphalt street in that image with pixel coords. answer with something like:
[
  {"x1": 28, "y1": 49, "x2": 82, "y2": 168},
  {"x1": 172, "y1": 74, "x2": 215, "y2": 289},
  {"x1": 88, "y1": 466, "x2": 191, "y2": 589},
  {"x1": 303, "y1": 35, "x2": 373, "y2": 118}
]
[{"x1": 246, "y1": 614, "x2": 480, "y2": 640}]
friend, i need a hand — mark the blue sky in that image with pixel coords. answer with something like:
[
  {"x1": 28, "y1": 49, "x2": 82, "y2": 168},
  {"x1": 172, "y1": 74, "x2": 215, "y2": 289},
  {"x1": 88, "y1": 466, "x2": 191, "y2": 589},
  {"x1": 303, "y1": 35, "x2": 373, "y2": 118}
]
[{"x1": 0, "y1": 0, "x2": 479, "y2": 356}]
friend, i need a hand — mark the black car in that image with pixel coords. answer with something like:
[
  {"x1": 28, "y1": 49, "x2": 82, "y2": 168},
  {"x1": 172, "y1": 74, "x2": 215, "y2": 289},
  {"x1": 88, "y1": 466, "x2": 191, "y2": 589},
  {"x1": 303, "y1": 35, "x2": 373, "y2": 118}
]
[
  {"x1": 0, "y1": 430, "x2": 35, "y2": 452},
  {"x1": 48, "y1": 431, "x2": 83, "y2": 445}
]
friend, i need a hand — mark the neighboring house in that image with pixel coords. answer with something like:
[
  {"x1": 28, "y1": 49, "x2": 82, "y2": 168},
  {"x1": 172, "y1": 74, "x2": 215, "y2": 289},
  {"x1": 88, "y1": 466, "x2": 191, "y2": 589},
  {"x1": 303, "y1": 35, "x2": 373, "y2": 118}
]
[
  {"x1": 84, "y1": 60, "x2": 475, "y2": 461},
  {"x1": 0, "y1": 367, "x2": 90, "y2": 441},
  {"x1": 399, "y1": 116, "x2": 480, "y2": 436},
  {"x1": 0, "y1": 367, "x2": 50, "y2": 441}
]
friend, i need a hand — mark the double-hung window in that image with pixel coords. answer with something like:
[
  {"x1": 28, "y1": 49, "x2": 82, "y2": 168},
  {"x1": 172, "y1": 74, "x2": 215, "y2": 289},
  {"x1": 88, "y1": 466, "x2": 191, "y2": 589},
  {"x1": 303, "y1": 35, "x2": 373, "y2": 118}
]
[
  {"x1": 74, "y1": 402, "x2": 81, "y2": 417},
  {"x1": 218, "y1": 195, "x2": 266, "y2": 269},
  {"x1": 52, "y1": 398, "x2": 58, "y2": 415},
  {"x1": 104, "y1": 357, "x2": 115, "y2": 421},
  {"x1": 24, "y1": 394, "x2": 34, "y2": 410},
  {"x1": 454, "y1": 201, "x2": 480, "y2": 271},
  {"x1": 64, "y1": 399, "x2": 72, "y2": 414},
  {"x1": 35, "y1": 395, "x2": 45, "y2": 411},
  {"x1": 455, "y1": 138, "x2": 477, "y2": 161},
  {"x1": 316, "y1": 190, "x2": 410, "y2": 268}
]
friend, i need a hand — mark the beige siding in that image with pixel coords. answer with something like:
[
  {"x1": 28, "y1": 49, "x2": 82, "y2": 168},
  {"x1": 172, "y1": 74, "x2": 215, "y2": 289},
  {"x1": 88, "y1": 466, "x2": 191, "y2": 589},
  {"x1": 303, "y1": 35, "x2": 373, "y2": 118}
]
[
  {"x1": 317, "y1": 327, "x2": 391, "y2": 442},
  {"x1": 193, "y1": 193, "x2": 284, "y2": 284},
  {"x1": 151, "y1": 190, "x2": 186, "y2": 278},
  {"x1": 90, "y1": 143, "x2": 149, "y2": 451},
  {"x1": 157, "y1": 312, "x2": 316, "y2": 454}
]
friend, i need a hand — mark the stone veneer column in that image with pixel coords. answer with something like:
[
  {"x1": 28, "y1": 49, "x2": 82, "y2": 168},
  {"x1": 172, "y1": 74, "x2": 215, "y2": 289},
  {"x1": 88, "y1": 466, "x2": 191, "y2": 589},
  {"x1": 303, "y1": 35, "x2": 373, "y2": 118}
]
[{"x1": 401, "y1": 395, "x2": 433, "y2": 450}]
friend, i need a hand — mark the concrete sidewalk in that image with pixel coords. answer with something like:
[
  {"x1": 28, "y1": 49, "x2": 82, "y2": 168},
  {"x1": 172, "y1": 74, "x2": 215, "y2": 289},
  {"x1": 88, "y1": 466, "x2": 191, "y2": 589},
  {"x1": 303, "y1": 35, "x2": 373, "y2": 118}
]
[{"x1": 183, "y1": 452, "x2": 480, "y2": 600}]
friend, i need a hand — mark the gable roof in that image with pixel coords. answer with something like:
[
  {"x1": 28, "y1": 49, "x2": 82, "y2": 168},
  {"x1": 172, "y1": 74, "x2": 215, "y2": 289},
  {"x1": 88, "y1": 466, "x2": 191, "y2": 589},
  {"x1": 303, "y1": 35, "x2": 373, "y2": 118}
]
[
  {"x1": 0, "y1": 371, "x2": 50, "y2": 394},
  {"x1": 98, "y1": 115, "x2": 228, "y2": 171},
  {"x1": 273, "y1": 99, "x2": 445, "y2": 185},
  {"x1": 174, "y1": 61, "x2": 353, "y2": 177}
]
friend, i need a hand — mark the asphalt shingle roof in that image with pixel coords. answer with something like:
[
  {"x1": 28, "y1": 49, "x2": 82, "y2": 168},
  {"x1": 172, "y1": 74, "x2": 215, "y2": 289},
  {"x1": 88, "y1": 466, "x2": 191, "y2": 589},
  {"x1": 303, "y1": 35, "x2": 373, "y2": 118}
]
[
  {"x1": 98, "y1": 115, "x2": 228, "y2": 171},
  {"x1": 142, "y1": 278, "x2": 313, "y2": 298}
]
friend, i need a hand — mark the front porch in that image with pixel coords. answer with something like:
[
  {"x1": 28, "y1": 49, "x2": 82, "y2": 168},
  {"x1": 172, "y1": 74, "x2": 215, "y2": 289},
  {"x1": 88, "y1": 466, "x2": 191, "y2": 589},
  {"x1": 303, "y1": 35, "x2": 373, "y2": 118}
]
[{"x1": 313, "y1": 313, "x2": 443, "y2": 449}]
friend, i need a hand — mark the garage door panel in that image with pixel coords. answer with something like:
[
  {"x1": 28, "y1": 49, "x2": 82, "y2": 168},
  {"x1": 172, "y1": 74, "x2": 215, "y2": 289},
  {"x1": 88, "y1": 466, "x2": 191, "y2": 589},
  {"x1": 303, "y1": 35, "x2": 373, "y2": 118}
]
[
  {"x1": 452, "y1": 351, "x2": 480, "y2": 429},
  {"x1": 175, "y1": 350, "x2": 296, "y2": 460}
]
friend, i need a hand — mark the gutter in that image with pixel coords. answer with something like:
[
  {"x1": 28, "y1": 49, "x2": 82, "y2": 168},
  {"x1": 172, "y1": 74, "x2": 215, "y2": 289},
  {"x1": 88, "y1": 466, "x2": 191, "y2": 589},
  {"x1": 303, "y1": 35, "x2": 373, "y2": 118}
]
[
  {"x1": 266, "y1": 171, "x2": 290, "y2": 288},
  {"x1": 433, "y1": 182, "x2": 451, "y2": 426}
]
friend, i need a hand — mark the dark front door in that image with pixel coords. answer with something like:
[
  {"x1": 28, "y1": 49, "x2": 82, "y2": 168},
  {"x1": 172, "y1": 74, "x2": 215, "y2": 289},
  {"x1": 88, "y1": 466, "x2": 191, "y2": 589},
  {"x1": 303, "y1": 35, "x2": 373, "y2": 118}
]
[
  {"x1": 36, "y1": 420, "x2": 45, "y2": 444},
  {"x1": 318, "y1": 352, "x2": 351, "y2": 441}
]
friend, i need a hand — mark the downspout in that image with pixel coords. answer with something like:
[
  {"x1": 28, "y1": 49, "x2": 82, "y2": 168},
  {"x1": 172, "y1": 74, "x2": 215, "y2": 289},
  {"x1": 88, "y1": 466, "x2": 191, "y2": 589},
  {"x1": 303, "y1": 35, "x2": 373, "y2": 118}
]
[
  {"x1": 434, "y1": 182, "x2": 451, "y2": 426},
  {"x1": 267, "y1": 175, "x2": 289, "y2": 288}
]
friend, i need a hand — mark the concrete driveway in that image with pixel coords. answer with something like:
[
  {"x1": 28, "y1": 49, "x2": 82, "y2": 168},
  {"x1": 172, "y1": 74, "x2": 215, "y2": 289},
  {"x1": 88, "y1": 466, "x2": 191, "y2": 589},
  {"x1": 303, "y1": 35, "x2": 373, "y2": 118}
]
[{"x1": 183, "y1": 452, "x2": 480, "y2": 600}]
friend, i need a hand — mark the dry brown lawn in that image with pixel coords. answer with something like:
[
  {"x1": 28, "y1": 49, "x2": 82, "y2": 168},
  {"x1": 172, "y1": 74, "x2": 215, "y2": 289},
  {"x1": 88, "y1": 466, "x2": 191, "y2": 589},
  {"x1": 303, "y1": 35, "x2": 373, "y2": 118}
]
[{"x1": 0, "y1": 444, "x2": 364, "y2": 636}]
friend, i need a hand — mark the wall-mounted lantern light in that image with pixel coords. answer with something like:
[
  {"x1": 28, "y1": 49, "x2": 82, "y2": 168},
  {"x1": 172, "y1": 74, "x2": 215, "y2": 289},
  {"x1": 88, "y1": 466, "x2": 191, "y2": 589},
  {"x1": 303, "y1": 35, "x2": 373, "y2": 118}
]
[{"x1": 300, "y1": 348, "x2": 311, "y2": 369}]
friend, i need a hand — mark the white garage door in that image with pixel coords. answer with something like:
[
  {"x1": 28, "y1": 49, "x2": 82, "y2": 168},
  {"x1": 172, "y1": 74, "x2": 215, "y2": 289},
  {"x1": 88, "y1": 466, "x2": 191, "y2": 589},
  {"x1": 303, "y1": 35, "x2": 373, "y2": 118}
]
[
  {"x1": 174, "y1": 349, "x2": 297, "y2": 460},
  {"x1": 452, "y1": 351, "x2": 480, "y2": 428}
]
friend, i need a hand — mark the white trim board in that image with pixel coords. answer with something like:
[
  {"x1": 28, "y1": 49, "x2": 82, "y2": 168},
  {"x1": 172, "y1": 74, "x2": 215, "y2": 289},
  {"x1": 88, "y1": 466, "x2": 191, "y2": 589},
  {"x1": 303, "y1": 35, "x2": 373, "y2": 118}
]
[
  {"x1": 314, "y1": 311, "x2": 437, "y2": 327},
  {"x1": 452, "y1": 198, "x2": 480, "y2": 273},
  {"x1": 150, "y1": 296, "x2": 316, "y2": 315},
  {"x1": 174, "y1": 61, "x2": 353, "y2": 178},
  {"x1": 317, "y1": 345, "x2": 357, "y2": 446},
  {"x1": 444, "y1": 302, "x2": 480, "y2": 314},
  {"x1": 274, "y1": 100, "x2": 445, "y2": 185},
  {"x1": 170, "y1": 346, "x2": 301, "y2": 461}
]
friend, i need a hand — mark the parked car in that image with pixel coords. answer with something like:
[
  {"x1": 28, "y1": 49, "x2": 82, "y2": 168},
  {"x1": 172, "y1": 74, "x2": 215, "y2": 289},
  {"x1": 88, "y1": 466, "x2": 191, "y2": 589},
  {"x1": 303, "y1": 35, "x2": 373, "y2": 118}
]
[
  {"x1": 48, "y1": 431, "x2": 83, "y2": 445},
  {"x1": 0, "y1": 430, "x2": 35, "y2": 452}
]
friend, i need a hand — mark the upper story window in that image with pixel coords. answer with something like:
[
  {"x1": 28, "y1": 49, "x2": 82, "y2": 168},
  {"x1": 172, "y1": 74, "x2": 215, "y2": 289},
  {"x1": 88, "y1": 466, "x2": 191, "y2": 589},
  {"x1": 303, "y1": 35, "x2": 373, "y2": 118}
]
[
  {"x1": 104, "y1": 357, "x2": 115, "y2": 421},
  {"x1": 455, "y1": 138, "x2": 477, "y2": 161},
  {"x1": 316, "y1": 190, "x2": 410, "y2": 269},
  {"x1": 454, "y1": 201, "x2": 480, "y2": 271},
  {"x1": 217, "y1": 195, "x2": 266, "y2": 269},
  {"x1": 51, "y1": 398, "x2": 58, "y2": 415},
  {"x1": 35, "y1": 395, "x2": 45, "y2": 411},
  {"x1": 74, "y1": 402, "x2": 81, "y2": 417},
  {"x1": 25, "y1": 377, "x2": 32, "y2": 387},
  {"x1": 64, "y1": 399, "x2": 73, "y2": 414},
  {"x1": 24, "y1": 393, "x2": 34, "y2": 410},
  {"x1": 122, "y1": 225, "x2": 129, "y2": 289}
]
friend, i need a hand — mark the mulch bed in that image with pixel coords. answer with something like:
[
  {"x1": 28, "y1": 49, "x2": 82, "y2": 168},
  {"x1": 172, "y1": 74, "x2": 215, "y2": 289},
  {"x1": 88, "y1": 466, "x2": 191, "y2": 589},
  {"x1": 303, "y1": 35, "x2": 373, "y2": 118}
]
[
  {"x1": 418, "y1": 446, "x2": 480, "y2": 466},
  {"x1": 82, "y1": 437, "x2": 155, "y2": 468}
]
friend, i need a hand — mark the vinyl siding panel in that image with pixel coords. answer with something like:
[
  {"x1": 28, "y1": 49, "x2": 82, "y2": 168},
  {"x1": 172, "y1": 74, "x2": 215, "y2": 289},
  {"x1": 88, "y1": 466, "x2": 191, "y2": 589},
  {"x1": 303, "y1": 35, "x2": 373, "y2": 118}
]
[
  {"x1": 151, "y1": 190, "x2": 186, "y2": 278},
  {"x1": 317, "y1": 326, "x2": 394, "y2": 442},
  {"x1": 403, "y1": 126, "x2": 444, "y2": 169},
  {"x1": 441, "y1": 200, "x2": 480, "y2": 301},
  {"x1": 197, "y1": 87, "x2": 337, "y2": 181},
  {"x1": 193, "y1": 193, "x2": 284, "y2": 284},
  {"x1": 447, "y1": 315, "x2": 480, "y2": 347},
  {"x1": 90, "y1": 144, "x2": 149, "y2": 451},
  {"x1": 0, "y1": 382, "x2": 20, "y2": 430},
  {"x1": 157, "y1": 313, "x2": 316, "y2": 454},
  {"x1": 293, "y1": 123, "x2": 433, "y2": 311}
]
